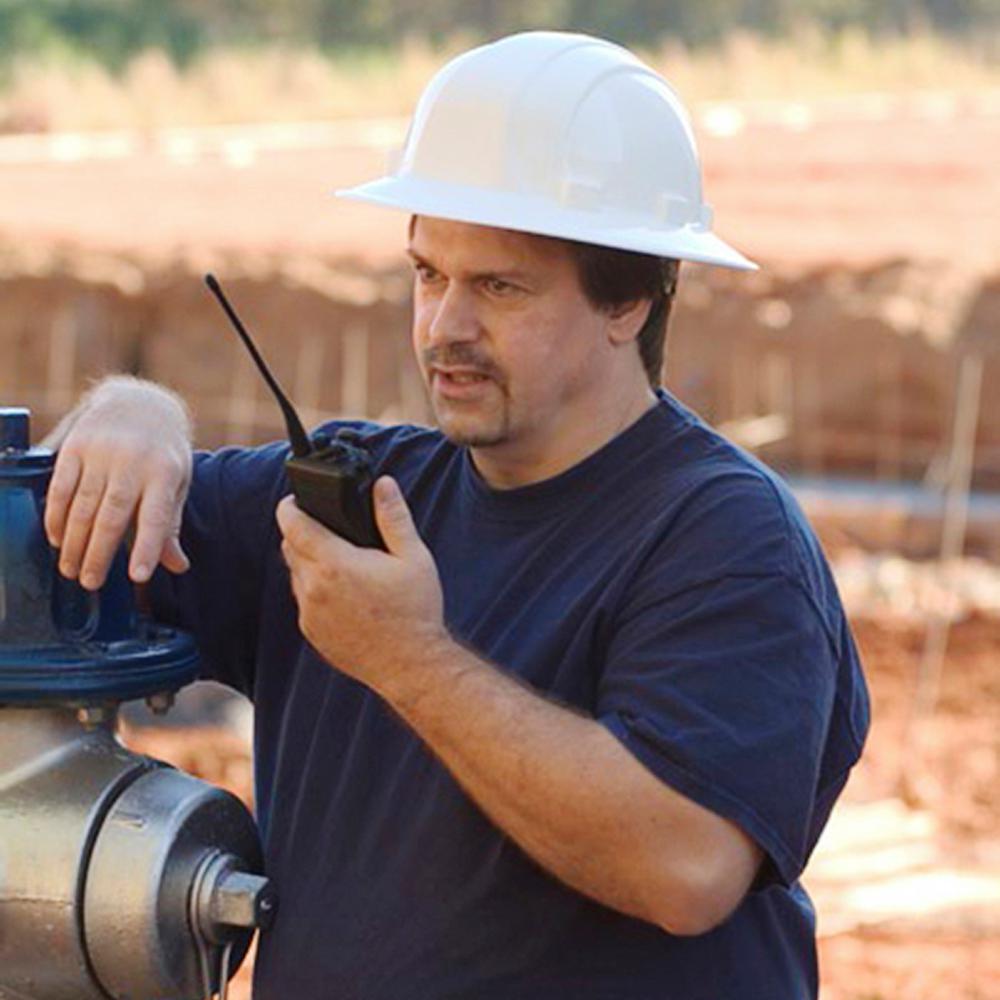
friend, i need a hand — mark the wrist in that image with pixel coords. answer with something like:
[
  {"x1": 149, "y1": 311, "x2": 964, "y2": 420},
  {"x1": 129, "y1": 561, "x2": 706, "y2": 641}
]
[
  {"x1": 375, "y1": 625, "x2": 469, "y2": 715},
  {"x1": 86, "y1": 376, "x2": 193, "y2": 443}
]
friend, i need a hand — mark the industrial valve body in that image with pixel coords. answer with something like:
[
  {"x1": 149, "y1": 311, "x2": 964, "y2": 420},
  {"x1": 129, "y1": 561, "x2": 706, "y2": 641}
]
[{"x1": 0, "y1": 407, "x2": 275, "y2": 1000}]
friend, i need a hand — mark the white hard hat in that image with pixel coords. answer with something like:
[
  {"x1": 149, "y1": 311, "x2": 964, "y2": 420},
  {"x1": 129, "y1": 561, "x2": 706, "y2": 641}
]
[{"x1": 337, "y1": 31, "x2": 756, "y2": 271}]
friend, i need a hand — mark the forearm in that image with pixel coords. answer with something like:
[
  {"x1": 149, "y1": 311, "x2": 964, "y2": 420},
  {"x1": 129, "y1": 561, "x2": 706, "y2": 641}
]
[{"x1": 375, "y1": 632, "x2": 746, "y2": 933}]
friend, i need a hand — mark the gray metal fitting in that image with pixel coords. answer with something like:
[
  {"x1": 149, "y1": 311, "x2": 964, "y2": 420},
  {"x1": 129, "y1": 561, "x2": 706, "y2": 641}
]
[
  {"x1": 145, "y1": 690, "x2": 176, "y2": 715},
  {"x1": 76, "y1": 703, "x2": 113, "y2": 729}
]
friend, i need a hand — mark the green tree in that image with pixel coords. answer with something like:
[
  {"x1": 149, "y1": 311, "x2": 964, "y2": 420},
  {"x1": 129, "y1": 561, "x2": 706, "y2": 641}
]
[{"x1": 1, "y1": 0, "x2": 997, "y2": 69}]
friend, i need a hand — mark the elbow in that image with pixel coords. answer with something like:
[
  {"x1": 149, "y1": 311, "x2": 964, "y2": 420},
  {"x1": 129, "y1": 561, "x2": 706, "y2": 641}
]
[
  {"x1": 652, "y1": 896, "x2": 735, "y2": 938},
  {"x1": 654, "y1": 898, "x2": 737, "y2": 938},
  {"x1": 647, "y1": 861, "x2": 756, "y2": 938}
]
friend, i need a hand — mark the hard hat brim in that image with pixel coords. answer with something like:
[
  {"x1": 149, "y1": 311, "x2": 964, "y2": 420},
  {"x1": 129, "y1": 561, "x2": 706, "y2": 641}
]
[{"x1": 336, "y1": 175, "x2": 758, "y2": 272}]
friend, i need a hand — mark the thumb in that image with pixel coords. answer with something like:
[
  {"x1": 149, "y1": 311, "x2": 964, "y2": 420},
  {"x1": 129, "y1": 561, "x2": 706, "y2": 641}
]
[{"x1": 373, "y1": 477, "x2": 423, "y2": 557}]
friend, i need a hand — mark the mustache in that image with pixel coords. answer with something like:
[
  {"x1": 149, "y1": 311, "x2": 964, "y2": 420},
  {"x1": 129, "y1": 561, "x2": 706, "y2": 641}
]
[{"x1": 421, "y1": 345, "x2": 505, "y2": 384}]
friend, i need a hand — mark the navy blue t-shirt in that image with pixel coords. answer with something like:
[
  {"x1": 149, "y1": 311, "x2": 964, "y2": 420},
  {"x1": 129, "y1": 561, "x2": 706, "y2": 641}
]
[{"x1": 151, "y1": 389, "x2": 869, "y2": 1000}]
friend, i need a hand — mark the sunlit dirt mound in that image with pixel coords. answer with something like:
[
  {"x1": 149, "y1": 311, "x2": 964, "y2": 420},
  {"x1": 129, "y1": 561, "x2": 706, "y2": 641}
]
[
  {"x1": 2, "y1": 99, "x2": 1000, "y2": 488},
  {"x1": 3, "y1": 251, "x2": 999, "y2": 501}
]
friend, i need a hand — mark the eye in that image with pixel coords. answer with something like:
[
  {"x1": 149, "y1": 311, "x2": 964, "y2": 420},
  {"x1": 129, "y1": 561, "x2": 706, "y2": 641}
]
[
  {"x1": 413, "y1": 262, "x2": 441, "y2": 284},
  {"x1": 482, "y1": 276, "x2": 518, "y2": 297}
]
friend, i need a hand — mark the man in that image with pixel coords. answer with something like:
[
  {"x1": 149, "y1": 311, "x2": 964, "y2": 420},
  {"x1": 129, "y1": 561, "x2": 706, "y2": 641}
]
[{"x1": 45, "y1": 32, "x2": 868, "y2": 999}]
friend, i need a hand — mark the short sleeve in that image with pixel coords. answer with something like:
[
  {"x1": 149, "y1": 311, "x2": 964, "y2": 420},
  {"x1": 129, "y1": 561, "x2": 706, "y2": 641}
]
[
  {"x1": 146, "y1": 440, "x2": 289, "y2": 696},
  {"x1": 597, "y1": 528, "x2": 859, "y2": 888}
]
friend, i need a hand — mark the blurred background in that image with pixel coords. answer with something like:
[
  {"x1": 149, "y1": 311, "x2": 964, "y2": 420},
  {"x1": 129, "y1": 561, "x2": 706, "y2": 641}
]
[{"x1": 2, "y1": 2, "x2": 999, "y2": 998}]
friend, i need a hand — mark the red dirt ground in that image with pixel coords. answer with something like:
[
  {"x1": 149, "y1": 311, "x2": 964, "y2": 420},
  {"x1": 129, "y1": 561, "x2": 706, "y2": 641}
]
[
  {"x1": 0, "y1": 99, "x2": 997, "y2": 271},
  {"x1": 816, "y1": 614, "x2": 1000, "y2": 1000}
]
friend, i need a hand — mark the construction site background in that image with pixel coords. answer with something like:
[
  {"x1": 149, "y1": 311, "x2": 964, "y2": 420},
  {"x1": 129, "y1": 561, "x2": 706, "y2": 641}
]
[{"x1": 2, "y1": 14, "x2": 999, "y2": 1000}]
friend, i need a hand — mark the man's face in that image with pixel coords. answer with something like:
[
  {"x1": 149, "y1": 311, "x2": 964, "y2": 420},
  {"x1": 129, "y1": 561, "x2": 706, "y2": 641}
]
[{"x1": 408, "y1": 217, "x2": 615, "y2": 459}]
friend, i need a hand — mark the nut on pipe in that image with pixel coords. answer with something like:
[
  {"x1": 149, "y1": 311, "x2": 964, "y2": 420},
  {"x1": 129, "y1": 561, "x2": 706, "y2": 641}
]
[{"x1": 194, "y1": 852, "x2": 277, "y2": 945}]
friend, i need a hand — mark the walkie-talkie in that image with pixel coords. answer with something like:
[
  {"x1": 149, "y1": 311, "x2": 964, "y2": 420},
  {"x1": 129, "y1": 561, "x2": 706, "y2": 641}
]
[{"x1": 205, "y1": 274, "x2": 384, "y2": 550}]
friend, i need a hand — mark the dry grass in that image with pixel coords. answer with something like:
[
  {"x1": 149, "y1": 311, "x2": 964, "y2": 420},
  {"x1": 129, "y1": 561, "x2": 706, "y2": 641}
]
[
  {"x1": 655, "y1": 27, "x2": 1000, "y2": 102},
  {"x1": 0, "y1": 38, "x2": 447, "y2": 132},
  {"x1": 1, "y1": 29, "x2": 998, "y2": 133}
]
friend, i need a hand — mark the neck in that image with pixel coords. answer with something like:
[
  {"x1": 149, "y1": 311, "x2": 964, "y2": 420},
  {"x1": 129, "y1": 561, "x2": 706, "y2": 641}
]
[{"x1": 471, "y1": 385, "x2": 659, "y2": 490}]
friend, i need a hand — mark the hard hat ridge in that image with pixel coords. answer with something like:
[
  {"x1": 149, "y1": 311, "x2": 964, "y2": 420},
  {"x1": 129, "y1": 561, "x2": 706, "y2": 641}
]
[{"x1": 338, "y1": 30, "x2": 756, "y2": 271}]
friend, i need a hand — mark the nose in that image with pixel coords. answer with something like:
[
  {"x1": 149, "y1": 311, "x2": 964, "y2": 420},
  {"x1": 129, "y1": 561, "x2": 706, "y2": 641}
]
[{"x1": 423, "y1": 281, "x2": 481, "y2": 349}]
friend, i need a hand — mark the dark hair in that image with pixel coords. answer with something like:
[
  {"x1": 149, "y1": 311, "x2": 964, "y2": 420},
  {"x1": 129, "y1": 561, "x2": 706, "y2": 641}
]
[{"x1": 561, "y1": 241, "x2": 680, "y2": 388}]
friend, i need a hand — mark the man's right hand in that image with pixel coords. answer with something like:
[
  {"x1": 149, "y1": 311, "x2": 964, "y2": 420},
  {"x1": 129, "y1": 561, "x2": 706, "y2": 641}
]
[{"x1": 43, "y1": 377, "x2": 194, "y2": 592}]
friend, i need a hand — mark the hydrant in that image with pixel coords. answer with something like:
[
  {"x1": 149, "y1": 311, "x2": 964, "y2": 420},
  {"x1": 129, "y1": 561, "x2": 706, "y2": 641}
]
[{"x1": 0, "y1": 407, "x2": 275, "y2": 1000}]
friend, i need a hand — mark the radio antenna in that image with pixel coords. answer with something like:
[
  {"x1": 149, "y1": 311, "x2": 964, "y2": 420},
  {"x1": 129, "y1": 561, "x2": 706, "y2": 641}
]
[{"x1": 204, "y1": 274, "x2": 312, "y2": 458}]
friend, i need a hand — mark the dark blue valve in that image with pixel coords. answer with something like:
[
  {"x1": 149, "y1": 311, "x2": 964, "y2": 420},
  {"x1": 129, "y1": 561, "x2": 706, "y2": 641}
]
[{"x1": 0, "y1": 407, "x2": 198, "y2": 705}]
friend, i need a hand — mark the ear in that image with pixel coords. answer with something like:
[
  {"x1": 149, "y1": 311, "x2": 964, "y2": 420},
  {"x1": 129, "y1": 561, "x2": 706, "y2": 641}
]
[{"x1": 606, "y1": 298, "x2": 653, "y2": 346}]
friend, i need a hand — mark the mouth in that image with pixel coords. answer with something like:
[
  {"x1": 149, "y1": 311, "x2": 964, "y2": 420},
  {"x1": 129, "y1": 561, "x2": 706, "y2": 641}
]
[{"x1": 430, "y1": 367, "x2": 496, "y2": 400}]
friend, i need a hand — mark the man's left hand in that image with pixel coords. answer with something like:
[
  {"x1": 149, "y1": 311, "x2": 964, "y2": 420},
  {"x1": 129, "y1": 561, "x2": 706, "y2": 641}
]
[{"x1": 276, "y1": 477, "x2": 446, "y2": 691}]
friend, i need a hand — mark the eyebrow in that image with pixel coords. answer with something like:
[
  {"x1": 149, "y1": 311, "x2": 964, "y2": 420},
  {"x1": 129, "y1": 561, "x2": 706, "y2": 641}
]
[{"x1": 405, "y1": 247, "x2": 532, "y2": 284}]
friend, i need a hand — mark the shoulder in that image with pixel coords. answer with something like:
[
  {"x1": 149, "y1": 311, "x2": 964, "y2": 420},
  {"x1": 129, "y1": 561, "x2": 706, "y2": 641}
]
[{"x1": 640, "y1": 396, "x2": 844, "y2": 640}]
